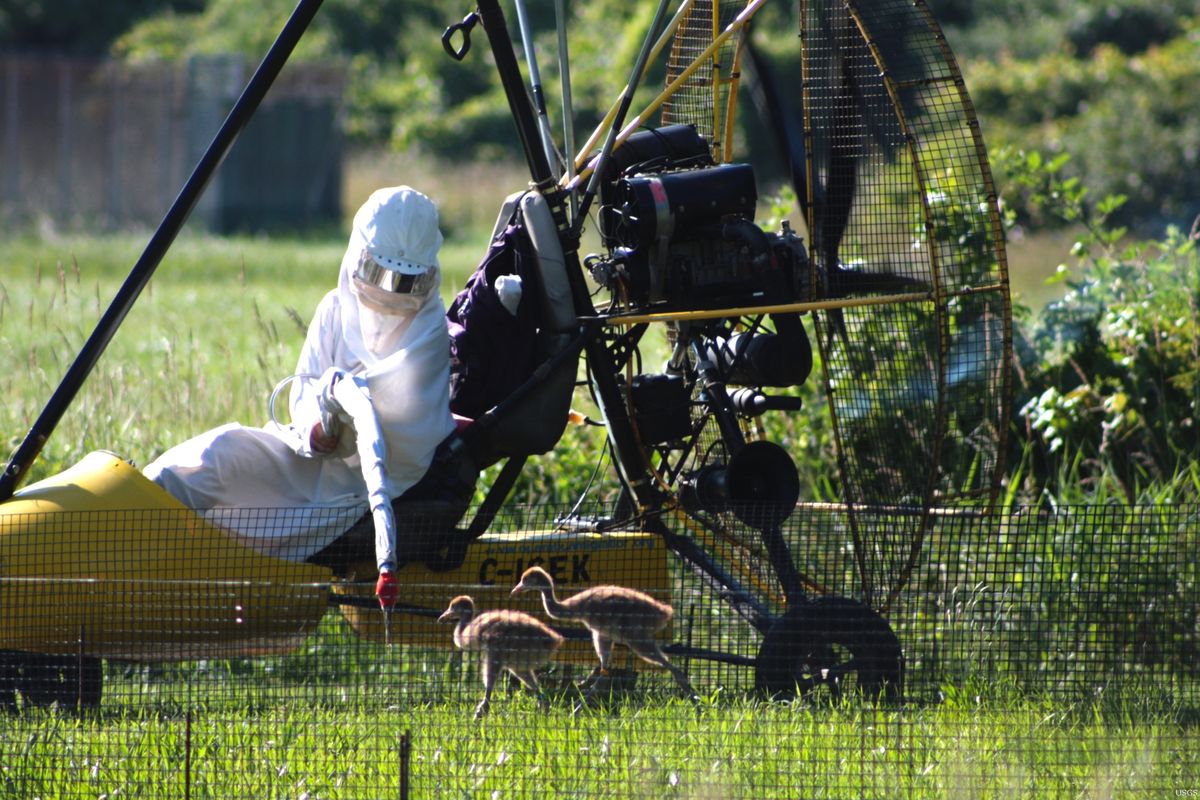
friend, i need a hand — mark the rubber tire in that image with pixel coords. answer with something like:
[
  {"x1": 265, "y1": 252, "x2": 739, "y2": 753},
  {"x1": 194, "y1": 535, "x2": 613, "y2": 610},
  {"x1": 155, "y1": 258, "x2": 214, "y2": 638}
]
[
  {"x1": 0, "y1": 651, "x2": 19, "y2": 712},
  {"x1": 0, "y1": 651, "x2": 103, "y2": 710},
  {"x1": 755, "y1": 596, "x2": 903, "y2": 702}
]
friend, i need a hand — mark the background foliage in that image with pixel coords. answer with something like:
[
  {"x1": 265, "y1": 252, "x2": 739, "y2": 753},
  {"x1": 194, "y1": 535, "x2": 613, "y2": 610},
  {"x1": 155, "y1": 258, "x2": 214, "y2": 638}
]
[
  {"x1": 4, "y1": 0, "x2": 1199, "y2": 503},
  {"x1": 1002, "y1": 151, "x2": 1200, "y2": 502},
  {"x1": 5, "y1": 0, "x2": 1200, "y2": 232}
]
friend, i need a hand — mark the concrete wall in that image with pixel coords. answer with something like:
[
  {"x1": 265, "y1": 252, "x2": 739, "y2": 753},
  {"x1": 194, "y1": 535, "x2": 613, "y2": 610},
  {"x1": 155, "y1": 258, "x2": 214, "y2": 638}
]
[{"x1": 1, "y1": 52, "x2": 345, "y2": 233}]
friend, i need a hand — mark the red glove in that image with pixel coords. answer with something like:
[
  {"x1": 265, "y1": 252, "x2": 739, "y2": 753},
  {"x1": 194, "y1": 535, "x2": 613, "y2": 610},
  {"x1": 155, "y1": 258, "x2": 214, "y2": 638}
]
[
  {"x1": 309, "y1": 421, "x2": 340, "y2": 454},
  {"x1": 375, "y1": 570, "x2": 398, "y2": 611}
]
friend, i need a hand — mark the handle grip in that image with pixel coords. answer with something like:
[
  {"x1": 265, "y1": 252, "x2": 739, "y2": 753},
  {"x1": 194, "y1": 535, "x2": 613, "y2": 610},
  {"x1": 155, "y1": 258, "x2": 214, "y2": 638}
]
[
  {"x1": 729, "y1": 388, "x2": 805, "y2": 416},
  {"x1": 442, "y1": 12, "x2": 478, "y2": 61}
]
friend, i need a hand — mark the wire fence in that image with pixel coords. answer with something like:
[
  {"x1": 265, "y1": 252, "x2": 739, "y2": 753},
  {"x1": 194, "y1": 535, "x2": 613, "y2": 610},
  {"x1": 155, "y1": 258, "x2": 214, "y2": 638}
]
[{"x1": 1, "y1": 491, "x2": 1197, "y2": 797}]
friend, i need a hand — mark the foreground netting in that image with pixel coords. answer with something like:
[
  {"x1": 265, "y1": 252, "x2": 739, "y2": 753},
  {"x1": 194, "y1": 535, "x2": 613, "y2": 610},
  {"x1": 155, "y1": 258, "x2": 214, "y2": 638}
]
[{"x1": 1, "y1": 500, "x2": 1196, "y2": 798}]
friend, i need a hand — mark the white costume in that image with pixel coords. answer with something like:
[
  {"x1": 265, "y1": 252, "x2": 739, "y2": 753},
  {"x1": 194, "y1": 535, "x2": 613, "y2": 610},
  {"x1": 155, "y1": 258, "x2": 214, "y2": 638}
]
[{"x1": 144, "y1": 187, "x2": 457, "y2": 570}]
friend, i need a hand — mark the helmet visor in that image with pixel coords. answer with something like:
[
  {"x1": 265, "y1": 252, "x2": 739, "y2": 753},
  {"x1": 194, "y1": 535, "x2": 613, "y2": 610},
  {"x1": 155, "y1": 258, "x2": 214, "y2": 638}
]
[{"x1": 355, "y1": 249, "x2": 438, "y2": 295}]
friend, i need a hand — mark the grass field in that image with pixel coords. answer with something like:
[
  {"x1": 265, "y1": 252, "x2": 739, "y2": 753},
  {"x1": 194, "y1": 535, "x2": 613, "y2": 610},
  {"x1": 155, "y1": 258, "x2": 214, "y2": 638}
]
[
  {"x1": 1, "y1": 631, "x2": 1195, "y2": 798},
  {"x1": 2, "y1": 195, "x2": 1197, "y2": 797},
  {"x1": 0, "y1": 586, "x2": 1196, "y2": 800}
]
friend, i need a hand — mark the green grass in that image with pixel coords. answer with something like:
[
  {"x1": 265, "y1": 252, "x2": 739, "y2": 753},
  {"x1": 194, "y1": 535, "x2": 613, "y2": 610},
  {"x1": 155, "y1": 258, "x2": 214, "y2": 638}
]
[
  {"x1": 1, "y1": 595, "x2": 1196, "y2": 798},
  {"x1": 3, "y1": 231, "x2": 1198, "y2": 797},
  {"x1": 2, "y1": 657, "x2": 1195, "y2": 798}
]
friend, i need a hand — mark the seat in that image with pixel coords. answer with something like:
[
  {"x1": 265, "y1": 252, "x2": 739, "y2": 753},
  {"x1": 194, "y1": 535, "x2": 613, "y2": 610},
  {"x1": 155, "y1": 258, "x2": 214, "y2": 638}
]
[
  {"x1": 419, "y1": 190, "x2": 583, "y2": 568},
  {"x1": 455, "y1": 189, "x2": 580, "y2": 462}
]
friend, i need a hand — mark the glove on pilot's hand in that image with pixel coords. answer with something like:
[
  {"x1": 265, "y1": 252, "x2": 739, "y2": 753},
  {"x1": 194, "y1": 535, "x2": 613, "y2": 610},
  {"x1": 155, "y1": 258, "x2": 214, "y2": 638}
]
[{"x1": 375, "y1": 570, "x2": 399, "y2": 611}]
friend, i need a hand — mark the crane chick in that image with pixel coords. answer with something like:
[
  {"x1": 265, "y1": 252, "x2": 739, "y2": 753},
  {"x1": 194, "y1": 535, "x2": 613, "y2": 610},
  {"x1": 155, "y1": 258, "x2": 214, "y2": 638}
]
[
  {"x1": 438, "y1": 595, "x2": 564, "y2": 719},
  {"x1": 511, "y1": 566, "x2": 697, "y2": 703}
]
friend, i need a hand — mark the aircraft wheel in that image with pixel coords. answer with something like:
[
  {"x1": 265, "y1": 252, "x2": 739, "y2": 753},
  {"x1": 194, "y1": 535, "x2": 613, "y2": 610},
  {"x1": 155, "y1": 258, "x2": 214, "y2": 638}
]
[
  {"x1": 755, "y1": 596, "x2": 903, "y2": 702},
  {"x1": 0, "y1": 650, "x2": 103, "y2": 710}
]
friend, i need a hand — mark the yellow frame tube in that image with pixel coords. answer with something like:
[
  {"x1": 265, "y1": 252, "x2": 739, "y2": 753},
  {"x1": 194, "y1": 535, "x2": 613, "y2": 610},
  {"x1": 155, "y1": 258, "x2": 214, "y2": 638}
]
[
  {"x1": 601, "y1": 289, "x2": 936, "y2": 327},
  {"x1": 565, "y1": 0, "x2": 767, "y2": 191}
]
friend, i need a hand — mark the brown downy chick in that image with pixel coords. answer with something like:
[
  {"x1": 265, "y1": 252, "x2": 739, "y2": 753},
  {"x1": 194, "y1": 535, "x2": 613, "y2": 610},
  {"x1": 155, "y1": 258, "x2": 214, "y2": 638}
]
[
  {"x1": 511, "y1": 567, "x2": 697, "y2": 703},
  {"x1": 438, "y1": 594, "x2": 564, "y2": 719}
]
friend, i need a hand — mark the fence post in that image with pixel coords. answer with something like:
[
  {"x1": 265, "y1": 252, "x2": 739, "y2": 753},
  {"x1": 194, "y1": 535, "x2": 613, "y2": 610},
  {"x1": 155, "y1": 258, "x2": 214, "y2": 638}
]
[
  {"x1": 399, "y1": 729, "x2": 411, "y2": 800},
  {"x1": 185, "y1": 709, "x2": 193, "y2": 800},
  {"x1": 57, "y1": 60, "x2": 72, "y2": 222},
  {"x1": 2, "y1": 59, "x2": 18, "y2": 215},
  {"x1": 107, "y1": 61, "x2": 122, "y2": 230},
  {"x1": 76, "y1": 624, "x2": 85, "y2": 718}
]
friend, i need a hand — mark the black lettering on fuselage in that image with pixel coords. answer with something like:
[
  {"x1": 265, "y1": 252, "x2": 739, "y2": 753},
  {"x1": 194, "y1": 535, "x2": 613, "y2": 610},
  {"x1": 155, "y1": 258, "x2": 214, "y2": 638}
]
[
  {"x1": 572, "y1": 554, "x2": 591, "y2": 582},
  {"x1": 478, "y1": 558, "x2": 499, "y2": 585},
  {"x1": 476, "y1": 552, "x2": 599, "y2": 587}
]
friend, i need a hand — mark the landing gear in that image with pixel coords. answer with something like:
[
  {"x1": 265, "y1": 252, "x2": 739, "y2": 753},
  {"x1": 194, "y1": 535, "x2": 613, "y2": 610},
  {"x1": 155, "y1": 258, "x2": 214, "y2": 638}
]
[
  {"x1": 754, "y1": 596, "x2": 904, "y2": 702},
  {"x1": 0, "y1": 650, "x2": 103, "y2": 711}
]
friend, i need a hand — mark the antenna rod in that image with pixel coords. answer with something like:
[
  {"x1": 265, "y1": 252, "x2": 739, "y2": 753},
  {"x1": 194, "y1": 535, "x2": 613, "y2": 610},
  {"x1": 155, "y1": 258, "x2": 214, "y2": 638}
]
[
  {"x1": 553, "y1": 0, "x2": 577, "y2": 217},
  {"x1": 513, "y1": 0, "x2": 561, "y2": 175}
]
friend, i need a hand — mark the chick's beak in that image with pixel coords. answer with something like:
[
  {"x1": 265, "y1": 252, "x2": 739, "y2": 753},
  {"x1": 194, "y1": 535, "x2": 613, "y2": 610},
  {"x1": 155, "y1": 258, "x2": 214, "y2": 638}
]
[
  {"x1": 437, "y1": 609, "x2": 454, "y2": 623},
  {"x1": 510, "y1": 581, "x2": 525, "y2": 596}
]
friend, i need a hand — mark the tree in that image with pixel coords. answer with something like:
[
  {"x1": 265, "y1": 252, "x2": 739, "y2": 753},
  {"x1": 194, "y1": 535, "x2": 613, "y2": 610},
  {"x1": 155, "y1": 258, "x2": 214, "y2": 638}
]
[{"x1": 0, "y1": 0, "x2": 203, "y2": 54}]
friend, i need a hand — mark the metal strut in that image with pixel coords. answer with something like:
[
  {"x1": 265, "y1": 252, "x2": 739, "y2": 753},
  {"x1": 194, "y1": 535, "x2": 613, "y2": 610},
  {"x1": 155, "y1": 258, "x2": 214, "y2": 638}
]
[{"x1": 0, "y1": 0, "x2": 328, "y2": 501}]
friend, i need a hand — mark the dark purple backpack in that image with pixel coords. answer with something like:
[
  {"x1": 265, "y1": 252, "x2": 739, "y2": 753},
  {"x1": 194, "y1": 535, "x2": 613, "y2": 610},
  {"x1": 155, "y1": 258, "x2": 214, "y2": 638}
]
[{"x1": 446, "y1": 223, "x2": 541, "y2": 420}]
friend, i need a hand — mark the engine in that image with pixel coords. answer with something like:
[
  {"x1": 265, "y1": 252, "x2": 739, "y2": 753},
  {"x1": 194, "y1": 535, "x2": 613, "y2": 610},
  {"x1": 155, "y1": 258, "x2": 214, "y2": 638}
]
[
  {"x1": 584, "y1": 125, "x2": 816, "y2": 459},
  {"x1": 589, "y1": 124, "x2": 812, "y2": 311}
]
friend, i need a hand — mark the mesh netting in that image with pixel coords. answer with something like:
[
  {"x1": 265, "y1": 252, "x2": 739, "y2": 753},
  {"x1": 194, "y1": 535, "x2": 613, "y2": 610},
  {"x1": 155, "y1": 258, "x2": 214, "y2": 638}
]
[
  {"x1": 3, "y1": 1, "x2": 1188, "y2": 797},
  {"x1": 1, "y1": 500, "x2": 1196, "y2": 796},
  {"x1": 661, "y1": 0, "x2": 746, "y2": 160}
]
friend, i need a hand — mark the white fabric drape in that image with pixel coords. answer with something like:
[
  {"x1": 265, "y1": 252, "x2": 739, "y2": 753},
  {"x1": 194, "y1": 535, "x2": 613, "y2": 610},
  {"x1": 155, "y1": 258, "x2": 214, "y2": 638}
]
[{"x1": 144, "y1": 187, "x2": 455, "y2": 564}]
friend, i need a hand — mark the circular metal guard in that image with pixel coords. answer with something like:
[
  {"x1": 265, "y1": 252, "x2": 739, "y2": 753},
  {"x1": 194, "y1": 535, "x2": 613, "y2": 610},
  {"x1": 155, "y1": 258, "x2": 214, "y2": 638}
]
[
  {"x1": 655, "y1": 0, "x2": 1013, "y2": 612},
  {"x1": 799, "y1": 0, "x2": 1012, "y2": 609}
]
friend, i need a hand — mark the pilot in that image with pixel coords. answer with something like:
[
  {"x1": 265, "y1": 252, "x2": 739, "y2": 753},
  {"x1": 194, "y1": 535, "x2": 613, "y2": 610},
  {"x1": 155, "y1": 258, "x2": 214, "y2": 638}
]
[{"x1": 144, "y1": 186, "x2": 458, "y2": 608}]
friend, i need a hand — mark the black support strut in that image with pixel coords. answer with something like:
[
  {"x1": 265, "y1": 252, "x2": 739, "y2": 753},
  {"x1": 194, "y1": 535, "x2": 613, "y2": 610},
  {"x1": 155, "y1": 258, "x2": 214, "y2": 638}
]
[{"x1": 0, "y1": 0, "x2": 327, "y2": 501}]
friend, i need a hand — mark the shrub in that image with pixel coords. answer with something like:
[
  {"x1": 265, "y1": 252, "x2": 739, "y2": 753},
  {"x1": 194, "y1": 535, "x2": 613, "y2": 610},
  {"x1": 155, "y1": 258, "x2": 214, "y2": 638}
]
[
  {"x1": 1064, "y1": 1, "x2": 1182, "y2": 56},
  {"x1": 1001, "y1": 151, "x2": 1200, "y2": 500},
  {"x1": 970, "y1": 24, "x2": 1200, "y2": 231}
]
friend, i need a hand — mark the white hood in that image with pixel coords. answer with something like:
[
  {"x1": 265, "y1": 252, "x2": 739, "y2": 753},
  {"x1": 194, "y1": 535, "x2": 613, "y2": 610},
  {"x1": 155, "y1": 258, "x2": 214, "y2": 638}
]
[{"x1": 338, "y1": 186, "x2": 445, "y2": 366}]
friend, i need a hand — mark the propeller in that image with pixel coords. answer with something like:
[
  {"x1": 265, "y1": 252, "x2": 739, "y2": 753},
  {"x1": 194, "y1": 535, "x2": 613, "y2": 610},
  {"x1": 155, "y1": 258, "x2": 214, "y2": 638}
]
[{"x1": 744, "y1": 20, "x2": 927, "y2": 346}]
